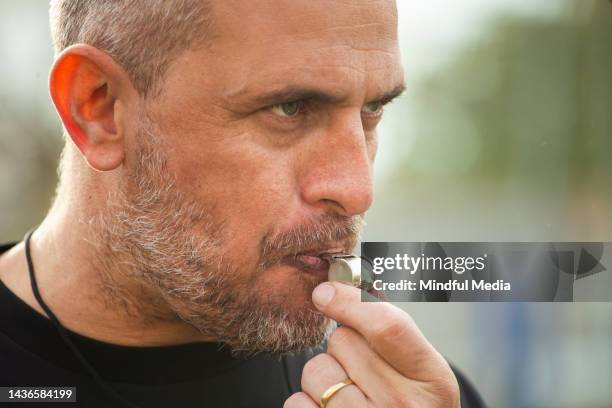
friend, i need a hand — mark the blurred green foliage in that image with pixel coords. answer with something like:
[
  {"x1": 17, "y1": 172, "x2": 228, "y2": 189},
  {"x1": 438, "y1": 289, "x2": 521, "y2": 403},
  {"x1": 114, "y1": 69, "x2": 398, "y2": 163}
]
[
  {"x1": 392, "y1": 1, "x2": 611, "y2": 184},
  {"x1": 368, "y1": 1, "x2": 611, "y2": 242}
]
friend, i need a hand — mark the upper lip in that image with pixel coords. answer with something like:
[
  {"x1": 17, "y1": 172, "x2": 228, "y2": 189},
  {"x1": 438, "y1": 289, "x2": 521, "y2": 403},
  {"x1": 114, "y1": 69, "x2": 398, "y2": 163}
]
[{"x1": 297, "y1": 247, "x2": 349, "y2": 258}]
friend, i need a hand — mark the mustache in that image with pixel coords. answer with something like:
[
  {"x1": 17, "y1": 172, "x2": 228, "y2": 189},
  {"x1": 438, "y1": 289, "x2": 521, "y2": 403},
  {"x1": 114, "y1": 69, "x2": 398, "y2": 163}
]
[{"x1": 258, "y1": 213, "x2": 364, "y2": 270}]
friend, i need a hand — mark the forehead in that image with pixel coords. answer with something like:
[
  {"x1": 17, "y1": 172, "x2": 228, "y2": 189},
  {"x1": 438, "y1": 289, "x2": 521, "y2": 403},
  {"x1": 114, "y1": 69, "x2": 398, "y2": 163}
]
[
  {"x1": 213, "y1": 0, "x2": 398, "y2": 46},
  {"x1": 163, "y1": 0, "x2": 402, "y2": 105},
  {"x1": 223, "y1": 0, "x2": 399, "y2": 92}
]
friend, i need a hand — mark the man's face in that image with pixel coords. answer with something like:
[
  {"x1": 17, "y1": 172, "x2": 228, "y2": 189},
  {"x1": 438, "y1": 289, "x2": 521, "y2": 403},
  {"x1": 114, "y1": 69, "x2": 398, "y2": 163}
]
[{"x1": 108, "y1": 0, "x2": 404, "y2": 352}]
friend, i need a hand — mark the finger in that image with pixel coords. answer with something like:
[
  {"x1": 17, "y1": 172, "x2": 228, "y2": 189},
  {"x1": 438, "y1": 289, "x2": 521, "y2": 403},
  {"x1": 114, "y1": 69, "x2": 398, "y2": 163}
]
[
  {"x1": 327, "y1": 326, "x2": 415, "y2": 406},
  {"x1": 283, "y1": 392, "x2": 318, "y2": 408},
  {"x1": 300, "y1": 352, "x2": 367, "y2": 407},
  {"x1": 312, "y1": 282, "x2": 446, "y2": 380}
]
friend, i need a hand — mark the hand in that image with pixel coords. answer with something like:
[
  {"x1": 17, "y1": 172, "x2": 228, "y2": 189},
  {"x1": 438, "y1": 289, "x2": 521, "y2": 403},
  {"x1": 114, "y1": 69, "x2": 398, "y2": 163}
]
[{"x1": 284, "y1": 282, "x2": 460, "y2": 408}]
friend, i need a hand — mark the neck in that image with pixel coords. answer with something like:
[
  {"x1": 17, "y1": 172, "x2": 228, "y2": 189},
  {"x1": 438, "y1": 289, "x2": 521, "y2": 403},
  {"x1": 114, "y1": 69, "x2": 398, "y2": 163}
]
[{"x1": 0, "y1": 185, "x2": 211, "y2": 347}]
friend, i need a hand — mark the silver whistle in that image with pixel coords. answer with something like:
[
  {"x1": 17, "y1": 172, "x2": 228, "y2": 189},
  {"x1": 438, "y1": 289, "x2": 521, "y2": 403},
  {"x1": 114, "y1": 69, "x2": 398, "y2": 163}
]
[{"x1": 327, "y1": 255, "x2": 374, "y2": 291}]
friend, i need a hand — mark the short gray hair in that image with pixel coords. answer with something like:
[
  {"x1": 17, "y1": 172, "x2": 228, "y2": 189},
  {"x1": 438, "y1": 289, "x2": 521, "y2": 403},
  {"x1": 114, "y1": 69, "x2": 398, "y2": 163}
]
[{"x1": 49, "y1": 0, "x2": 213, "y2": 97}]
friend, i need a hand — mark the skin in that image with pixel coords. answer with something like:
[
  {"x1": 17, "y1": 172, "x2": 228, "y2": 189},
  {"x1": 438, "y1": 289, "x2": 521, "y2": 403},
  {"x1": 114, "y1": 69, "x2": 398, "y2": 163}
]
[{"x1": 0, "y1": 0, "x2": 460, "y2": 406}]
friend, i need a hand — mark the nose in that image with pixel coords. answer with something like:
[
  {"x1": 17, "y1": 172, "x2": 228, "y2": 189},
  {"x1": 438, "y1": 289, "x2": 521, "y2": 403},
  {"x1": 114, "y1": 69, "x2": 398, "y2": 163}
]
[{"x1": 299, "y1": 111, "x2": 375, "y2": 217}]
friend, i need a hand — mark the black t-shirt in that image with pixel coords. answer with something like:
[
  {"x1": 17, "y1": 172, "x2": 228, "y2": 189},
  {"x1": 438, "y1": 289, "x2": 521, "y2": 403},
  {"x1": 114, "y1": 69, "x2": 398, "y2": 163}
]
[{"x1": 0, "y1": 242, "x2": 486, "y2": 407}]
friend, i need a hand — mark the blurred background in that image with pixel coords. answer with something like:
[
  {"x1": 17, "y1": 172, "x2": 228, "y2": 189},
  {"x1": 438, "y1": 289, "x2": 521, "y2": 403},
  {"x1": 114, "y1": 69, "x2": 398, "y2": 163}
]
[{"x1": 0, "y1": 1, "x2": 610, "y2": 407}]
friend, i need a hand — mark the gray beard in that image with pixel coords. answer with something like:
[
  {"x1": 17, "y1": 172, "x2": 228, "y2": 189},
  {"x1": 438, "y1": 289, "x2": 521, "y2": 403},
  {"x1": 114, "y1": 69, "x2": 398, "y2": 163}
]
[{"x1": 85, "y1": 116, "x2": 360, "y2": 354}]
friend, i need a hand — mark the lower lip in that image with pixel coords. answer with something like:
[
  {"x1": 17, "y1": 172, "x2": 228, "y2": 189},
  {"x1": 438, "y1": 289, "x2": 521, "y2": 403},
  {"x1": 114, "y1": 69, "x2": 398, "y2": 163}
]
[{"x1": 287, "y1": 255, "x2": 330, "y2": 278}]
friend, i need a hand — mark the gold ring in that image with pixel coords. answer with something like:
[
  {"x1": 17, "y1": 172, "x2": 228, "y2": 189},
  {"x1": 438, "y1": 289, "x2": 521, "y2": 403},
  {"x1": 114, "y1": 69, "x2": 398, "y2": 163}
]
[{"x1": 319, "y1": 379, "x2": 354, "y2": 408}]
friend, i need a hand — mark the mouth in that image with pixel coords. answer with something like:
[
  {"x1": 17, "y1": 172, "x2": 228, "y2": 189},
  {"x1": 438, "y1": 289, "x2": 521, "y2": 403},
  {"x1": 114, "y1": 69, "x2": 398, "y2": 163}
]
[{"x1": 285, "y1": 248, "x2": 350, "y2": 276}]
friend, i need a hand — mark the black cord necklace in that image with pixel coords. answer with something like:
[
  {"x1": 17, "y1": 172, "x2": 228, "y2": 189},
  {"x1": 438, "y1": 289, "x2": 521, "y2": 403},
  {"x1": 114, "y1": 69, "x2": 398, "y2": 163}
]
[{"x1": 24, "y1": 229, "x2": 141, "y2": 408}]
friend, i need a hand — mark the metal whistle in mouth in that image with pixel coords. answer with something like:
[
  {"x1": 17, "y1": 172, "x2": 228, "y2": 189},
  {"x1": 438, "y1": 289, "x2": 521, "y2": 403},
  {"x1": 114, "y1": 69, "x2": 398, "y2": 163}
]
[{"x1": 327, "y1": 255, "x2": 374, "y2": 291}]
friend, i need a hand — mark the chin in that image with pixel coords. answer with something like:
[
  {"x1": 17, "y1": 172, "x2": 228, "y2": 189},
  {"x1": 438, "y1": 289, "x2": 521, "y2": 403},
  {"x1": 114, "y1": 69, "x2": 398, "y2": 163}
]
[
  {"x1": 255, "y1": 264, "x2": 324, "y2": 308},
  {"x1": 172, "y1": 261, "x2": 332, "y2": 353}
]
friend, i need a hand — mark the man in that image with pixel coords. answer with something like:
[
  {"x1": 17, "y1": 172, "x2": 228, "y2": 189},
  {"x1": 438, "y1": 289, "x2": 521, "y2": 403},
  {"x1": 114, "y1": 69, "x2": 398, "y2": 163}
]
[{"x1": 0, "y1": 1, "x2": 484, "y2": 407}]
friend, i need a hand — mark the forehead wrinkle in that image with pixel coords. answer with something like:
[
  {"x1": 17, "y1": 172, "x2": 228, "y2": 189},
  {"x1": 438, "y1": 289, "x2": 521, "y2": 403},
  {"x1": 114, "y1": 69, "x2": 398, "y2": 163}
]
[
  {"x1": 288, "y1": 21, "x2": 393, "y2": 41},
  {"x1": 221, "y1": 64, "x2": 364, "y2": 104},
  {"x1": 221, "y1": 42, "x2": 400, "y2": 104},
  {"x1": 213, "y1": 0, "x2": 398, "y2": 51}
]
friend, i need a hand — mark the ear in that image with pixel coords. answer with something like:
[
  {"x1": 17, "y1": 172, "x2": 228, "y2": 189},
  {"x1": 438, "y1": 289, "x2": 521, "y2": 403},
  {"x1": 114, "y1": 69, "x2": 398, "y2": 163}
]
[{"x1": 49, "y1": 44, "x2": 135, "y2": 171}]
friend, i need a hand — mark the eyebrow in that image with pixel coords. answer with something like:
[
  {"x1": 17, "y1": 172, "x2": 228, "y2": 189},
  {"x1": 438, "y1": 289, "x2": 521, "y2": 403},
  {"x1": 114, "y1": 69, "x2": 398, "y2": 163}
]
[
  {"x1": 253, "y1": 87, "x2": 346, "y2": 106},
  {"x1": 252, "y1": 82, "x2": 406, "y2": 107},
  {"x1": 378, "y1": 84, "x2": 406, "y2": 105}
]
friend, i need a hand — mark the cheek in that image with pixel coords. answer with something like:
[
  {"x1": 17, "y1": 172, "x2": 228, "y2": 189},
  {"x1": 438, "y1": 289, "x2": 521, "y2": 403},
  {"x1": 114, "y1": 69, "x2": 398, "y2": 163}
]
[{"x1": 165, "y1": 129, "x2": 298, "y2": 262}]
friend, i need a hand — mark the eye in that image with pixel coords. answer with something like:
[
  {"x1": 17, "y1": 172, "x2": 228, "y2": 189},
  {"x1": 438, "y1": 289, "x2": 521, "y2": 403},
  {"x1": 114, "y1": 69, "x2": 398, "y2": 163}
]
[
  {"x1": 269, "y1": 101, "x2": 303, "y2": 117},
  {"x1": 361, "y1": 100, "x2": 383, "y2": 115}
]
